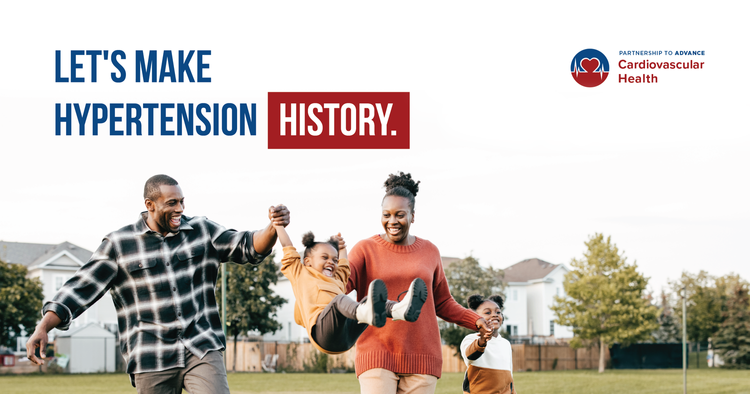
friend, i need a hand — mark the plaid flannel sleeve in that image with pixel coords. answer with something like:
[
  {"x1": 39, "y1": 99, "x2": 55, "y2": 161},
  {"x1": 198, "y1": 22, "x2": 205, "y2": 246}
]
[
  {"x1": 42, "y1": 238, "x2": 119, "y2": 330},
  {"x1": 206, "y1": 219, "x2": 269, "y2": 265}
]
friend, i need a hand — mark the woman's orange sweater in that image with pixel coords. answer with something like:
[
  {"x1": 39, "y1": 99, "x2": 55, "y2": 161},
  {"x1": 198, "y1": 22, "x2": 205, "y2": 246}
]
[{"x1": 346, "y1": 235, "x2": 481, "y2": 378}]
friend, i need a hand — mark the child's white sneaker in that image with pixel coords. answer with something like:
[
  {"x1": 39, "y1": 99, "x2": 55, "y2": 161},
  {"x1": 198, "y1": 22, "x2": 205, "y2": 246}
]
[
  {"x1": 356, "y1": 279, "x2": 388, "y2": 327},
  {"x1": 390, "y1": 278, "x2": 427, "y2": 322}
]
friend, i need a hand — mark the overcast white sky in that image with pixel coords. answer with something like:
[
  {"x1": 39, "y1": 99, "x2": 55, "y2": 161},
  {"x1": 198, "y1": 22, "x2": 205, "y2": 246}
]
[{"x1": 1, "y1": 2, "x2": 748, "y2": 296}]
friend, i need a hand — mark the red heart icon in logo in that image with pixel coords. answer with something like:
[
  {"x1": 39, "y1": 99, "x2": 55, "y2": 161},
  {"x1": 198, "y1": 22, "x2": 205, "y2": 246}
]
[{"x1": 580, "y1": 58, "x2": 600, "y2": 73}]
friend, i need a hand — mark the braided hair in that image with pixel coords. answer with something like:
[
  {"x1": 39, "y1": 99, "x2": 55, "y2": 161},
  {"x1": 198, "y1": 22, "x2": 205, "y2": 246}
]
[
  {"x1": 383, "y1": 171, "x2": 420, "y2": 213},
  {"x1": 301, "y1": 231, "x2": 339, "y2": 260}
]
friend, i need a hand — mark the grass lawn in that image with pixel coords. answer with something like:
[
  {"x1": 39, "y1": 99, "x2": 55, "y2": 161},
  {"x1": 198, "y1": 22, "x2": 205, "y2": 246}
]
[{"x1": 1, "y1": 369, "x2": 748, "y2": 394}]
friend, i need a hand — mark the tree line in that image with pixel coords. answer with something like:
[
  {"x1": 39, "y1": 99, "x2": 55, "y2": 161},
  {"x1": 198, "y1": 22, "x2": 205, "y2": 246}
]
[{"x1": 441, "y1": 233, "x2": 750, "y2": 372}]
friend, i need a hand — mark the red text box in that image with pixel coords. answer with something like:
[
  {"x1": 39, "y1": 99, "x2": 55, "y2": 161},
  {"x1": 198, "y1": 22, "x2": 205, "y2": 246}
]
[{"x1": 268, "y1": 92, "x2": 409, "y2": 149}]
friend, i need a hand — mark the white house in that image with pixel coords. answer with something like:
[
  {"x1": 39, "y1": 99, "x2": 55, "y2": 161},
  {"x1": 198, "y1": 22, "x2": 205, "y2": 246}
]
[
  {"x1": 0, "y1": 241, "x2": 119, "y2": 341},
  {"x1": 262, "y1": 275, "x2": 309, "y2": 343},
  {"x1": 502, "y1": 258, "x2": 573, "y2": 341}
]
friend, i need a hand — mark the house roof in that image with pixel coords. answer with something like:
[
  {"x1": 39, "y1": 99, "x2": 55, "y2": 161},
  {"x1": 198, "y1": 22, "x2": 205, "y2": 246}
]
[
  {"x1": 441, "y1": 256, "x2": 461, "y2": 267},
  {"x1": 0, "y1": 241, "x2": 93, "y2": 268},
  {"x1": 502, "y1": 258, "x2": 560, "y2": 283}
]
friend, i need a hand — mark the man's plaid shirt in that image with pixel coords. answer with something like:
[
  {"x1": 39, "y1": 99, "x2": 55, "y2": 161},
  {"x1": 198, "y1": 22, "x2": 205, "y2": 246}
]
[{"x1": 43, "y1": 212, "x2": 267, "y2": 379}]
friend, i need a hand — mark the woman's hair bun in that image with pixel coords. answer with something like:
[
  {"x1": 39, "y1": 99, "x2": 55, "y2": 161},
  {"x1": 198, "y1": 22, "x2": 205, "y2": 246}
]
[{"x1": 384, "y1": 171, "x2": 420, "y2": 197}]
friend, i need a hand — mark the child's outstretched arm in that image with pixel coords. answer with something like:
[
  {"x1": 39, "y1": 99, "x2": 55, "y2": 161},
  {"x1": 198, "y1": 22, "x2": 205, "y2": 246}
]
[
  {"x1": 477, "y1": 322, "x2": 495, "y2": 347},
  {"x1": 277, "y1": 225, "x2": 303, "y2": 277},
  {"x1": 333, "y1": 233, "x2": 350, "y2": 283},
  {"x1": 274, "y1": 224, "x2": 293, "y2": 248},
  {"x1": 333, "y1": 232, "x2": 347, "y2": 260},
  {"x1": 461, "y1": 320, "x2": 496, "y2": 362}
]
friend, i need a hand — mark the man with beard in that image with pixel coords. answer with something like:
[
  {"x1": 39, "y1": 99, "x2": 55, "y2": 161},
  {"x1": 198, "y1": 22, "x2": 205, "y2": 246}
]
[{"x1": 26, "y1": 174, "x2": 289, "y2": 394}]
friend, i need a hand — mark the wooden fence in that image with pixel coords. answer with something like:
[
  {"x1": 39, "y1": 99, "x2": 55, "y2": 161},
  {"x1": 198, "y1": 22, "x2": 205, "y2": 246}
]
[
  {"x1": 510, "y1": 344, "x2": 607, "y2": 371},
  {"x1": 0, "y1": 358, "x2": 48, "y2": 375},
  {"x1": 224, "y1": 341, "x2": 607, "y2": 373}
]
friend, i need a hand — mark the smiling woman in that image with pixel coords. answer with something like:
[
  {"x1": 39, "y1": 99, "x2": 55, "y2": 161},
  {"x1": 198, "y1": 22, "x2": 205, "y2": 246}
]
[
  {"x1": 380, "y1": 172, "x2": 418, "y2": 245},
  {"x1": 346, "y1": 172, "x2": 490, "y2": 394}
]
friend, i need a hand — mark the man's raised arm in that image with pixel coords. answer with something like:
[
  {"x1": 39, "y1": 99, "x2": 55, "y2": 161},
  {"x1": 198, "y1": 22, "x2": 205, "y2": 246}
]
[{"x1": 253, "y1": 204, "x2": 290, "y2": 254}]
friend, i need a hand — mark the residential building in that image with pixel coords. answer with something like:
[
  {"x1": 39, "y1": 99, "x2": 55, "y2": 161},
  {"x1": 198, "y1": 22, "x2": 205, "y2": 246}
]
[
  {"x1": 502, "y1": 258, "x2": 573, "y2": 341},
  {"x1": 262, "y1": 274, "x2": 309, "y2": 343},
  {"x1": 0, "y1": 241, "x2": 118, "y2": 343}
]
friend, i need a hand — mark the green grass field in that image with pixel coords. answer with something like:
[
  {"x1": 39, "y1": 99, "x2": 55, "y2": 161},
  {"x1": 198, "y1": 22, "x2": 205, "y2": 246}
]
[{"x1": 1, "y1": 369, "x2": 748, "y2": 394}]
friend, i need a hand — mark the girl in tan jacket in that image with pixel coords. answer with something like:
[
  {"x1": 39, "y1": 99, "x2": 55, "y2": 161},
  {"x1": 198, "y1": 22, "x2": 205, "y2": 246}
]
[{"x1": 275, "y1": 225, "x2": 426, "y2": 354}]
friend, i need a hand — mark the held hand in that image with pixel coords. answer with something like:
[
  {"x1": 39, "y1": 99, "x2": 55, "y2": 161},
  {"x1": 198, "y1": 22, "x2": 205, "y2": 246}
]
[
  {"x1": 333, "y1": 233, "x2": 346, "y2": 251},
  {"x1": 484, "y1": 323, "x2": 496, "y2": 343},
  {"x1": 334, "y1": 233, "x2": 347, "y2": 260},
  {"x1": 268, "y1": 204, "x2": 290, "y2": 227},
  {"x1": 255, "y1": 205, "x2": 291, "y2": 254},
  {"x1": 477, "y1": 320, "x2": 495, "y2": 347},
  {"x1": 26, "y1": 328, "x2": 49, "y2": 365},
  {"x1": 476, "y1": 317, "x2": 491, "y2": 336},
  {"x1": 274, "y1": 220, "x2": 293, "y2": 248}
]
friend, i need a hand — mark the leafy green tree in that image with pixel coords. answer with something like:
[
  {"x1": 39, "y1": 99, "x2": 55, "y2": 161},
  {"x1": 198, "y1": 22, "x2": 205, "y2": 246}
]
[
  {"x1": 551, "y1": 233, "x2": 659, "y2": 373},
  {"x1": 217, "y1": 252, "x2": 286, "y2": 371},
  {"x1": 0, "y1": 259, "x2": 44, "y2": 348},
  {"x1": 669, "y1": 271, "x2": 735, "y2": 343},
  {"x1": 441, "y1": 255, "x2": 505, "y2": 356},
  {"x1": 715, "y1": 274, "x2": 748, "y2": 298},
  {"x1": 653, "y1": 289, "x2": 680, "y2": 343},
  {"x1": 713, "y1": 283, "x2": 750, "y2": 368}
]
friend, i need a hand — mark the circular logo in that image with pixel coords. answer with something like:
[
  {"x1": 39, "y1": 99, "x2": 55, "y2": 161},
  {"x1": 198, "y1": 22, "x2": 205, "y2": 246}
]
[{"x1": 571, "y1": 49, "x2": 609, "y2": 87}]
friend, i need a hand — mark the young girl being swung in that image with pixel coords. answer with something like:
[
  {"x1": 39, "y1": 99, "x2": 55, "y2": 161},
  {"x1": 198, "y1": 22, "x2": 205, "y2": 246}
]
[{"x1": 274, "y1": 224, "x2": 427, "y2": 354}]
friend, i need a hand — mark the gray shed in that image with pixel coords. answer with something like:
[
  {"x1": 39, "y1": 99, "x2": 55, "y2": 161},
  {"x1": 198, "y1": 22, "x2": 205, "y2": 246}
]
[{"x1": 56, "y1": 323, "x2": 116, "y2": 373}]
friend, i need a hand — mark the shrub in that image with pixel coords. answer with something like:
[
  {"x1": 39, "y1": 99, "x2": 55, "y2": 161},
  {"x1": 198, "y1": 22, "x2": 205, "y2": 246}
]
[{"x1": 302, "y1": 350, "x2": 328, "y2": 373}]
